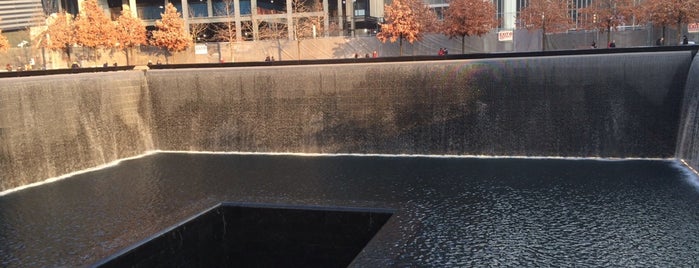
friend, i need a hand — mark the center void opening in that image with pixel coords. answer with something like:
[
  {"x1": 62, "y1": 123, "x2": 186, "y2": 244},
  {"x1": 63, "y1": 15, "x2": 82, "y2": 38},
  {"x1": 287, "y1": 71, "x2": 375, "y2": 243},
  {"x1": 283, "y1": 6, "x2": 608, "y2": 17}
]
[{"x1": 95, "y1": 203, "x2": 394, "y2": 267}]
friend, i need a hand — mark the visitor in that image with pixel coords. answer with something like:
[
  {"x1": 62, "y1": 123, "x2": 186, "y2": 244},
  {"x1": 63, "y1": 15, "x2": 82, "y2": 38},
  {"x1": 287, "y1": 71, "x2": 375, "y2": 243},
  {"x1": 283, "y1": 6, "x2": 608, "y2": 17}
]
[
  {"x1": 113, "y1": 62, "x2": 118, "y2": 67},
  {"x1": 71, "y1": 62, "x2": 80, "y2": 69},
  {"x1": 156, "y1": 60, "x2": 162, "y2": 65},
  {"x1": 147, "y1": 60, "x2": 153, "y2": 67},
  {"x1": 372, "y1": 50, "x2": 378, "y2": 58},
  {"x1": 5, "y1": 63, "x2": 12, "y2": 72},
  {"x1": 365, "y1": 53, "x2": 370, "y2": 58},
  {"x1": 656, "y1": 37, "x2": 664, "y2": 46},
  {"x1": 590, "y1": 41, "x2": 596, "y2": 48},
  {"x1": 683, "y1": 35, "x2": 689, "y2": 45},
  {"x1": 438, "y1": 48, "x2": 444, "y2": 56},
  {"x1": 103, "y1": 62, "x2": 108, "y2": 68},
  {"x1": 443, "y1": 48, "x2": 448, "y2": 55},
  {"x1": 608, "y1": 40, "x2": 616, "y2": 48},
  {"x1": 265, "y1": 56, "x2": 270, "y2": 62},
  {"x1": 270, "y1": 56, "x2": 275, "y2": 61}
]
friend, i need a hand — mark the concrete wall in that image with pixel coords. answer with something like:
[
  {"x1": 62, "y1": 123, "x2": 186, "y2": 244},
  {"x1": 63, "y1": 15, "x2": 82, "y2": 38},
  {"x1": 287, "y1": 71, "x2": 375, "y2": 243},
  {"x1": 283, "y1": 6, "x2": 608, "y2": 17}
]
[{"x1": 0, "y1": 51, "x2": 694, "y2": 192}]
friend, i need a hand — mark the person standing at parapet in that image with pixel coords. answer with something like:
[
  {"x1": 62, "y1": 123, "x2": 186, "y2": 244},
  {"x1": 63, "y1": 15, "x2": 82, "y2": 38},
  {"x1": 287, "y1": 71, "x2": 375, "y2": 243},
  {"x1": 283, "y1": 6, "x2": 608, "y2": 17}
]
[
  {"x1": 683, "y1": 35, "x2": 689, "y2": 45},
  {"x1": 608, "y1": 40, "x2": 616, "y2": 48}
]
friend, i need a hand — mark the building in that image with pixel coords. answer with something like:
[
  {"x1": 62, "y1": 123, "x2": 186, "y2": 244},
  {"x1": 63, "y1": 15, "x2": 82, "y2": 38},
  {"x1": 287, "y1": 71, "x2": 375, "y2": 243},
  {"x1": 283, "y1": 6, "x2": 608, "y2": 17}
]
[
  {"x1": 0, "y1": 0, "x2": 47, "y2": 31},
  {"x1": 2, "y1": 0, "x2": 640, "y2": 40}
]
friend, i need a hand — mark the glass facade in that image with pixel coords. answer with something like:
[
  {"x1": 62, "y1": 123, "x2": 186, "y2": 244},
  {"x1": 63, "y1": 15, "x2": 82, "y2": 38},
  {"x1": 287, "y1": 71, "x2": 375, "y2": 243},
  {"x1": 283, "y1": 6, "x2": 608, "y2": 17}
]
[
  {"x1": 137, "y1": 0, "x2": 165, "y2": 20},
  {"x1": 188, "y1": 0, "x2": 209, "y2": 17}
]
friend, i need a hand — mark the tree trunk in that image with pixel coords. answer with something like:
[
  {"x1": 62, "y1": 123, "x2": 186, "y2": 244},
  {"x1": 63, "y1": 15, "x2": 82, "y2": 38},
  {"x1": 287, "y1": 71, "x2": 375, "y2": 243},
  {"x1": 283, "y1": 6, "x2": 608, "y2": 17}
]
[
  {"x1": 461, "y1": 35, "x2": 465, "y2": 54},
  {"x1": 65, "y1": 46, "x2": 71, "y2": 67},
  {"x1": 542, "y1": 22, "x2": 546, "y2": 51},
  {"x1": 662, "y1": 25, "x2": 666, "y2": 42},
  {"x1": 399, "y1": 34, "x2": 403, "y2": 56},
  {"x1": 542, "y1": 31, "x2": 546, "y2": 51},
  {"x1": 125, "y1": 48, "x2": 130, "y2": 66},
  {"x1": 606, "y1": 25, "x2": 611, "y2": 47},
  {"x1": 677, "y1": 20, "x2": 683, "y2": 45}
]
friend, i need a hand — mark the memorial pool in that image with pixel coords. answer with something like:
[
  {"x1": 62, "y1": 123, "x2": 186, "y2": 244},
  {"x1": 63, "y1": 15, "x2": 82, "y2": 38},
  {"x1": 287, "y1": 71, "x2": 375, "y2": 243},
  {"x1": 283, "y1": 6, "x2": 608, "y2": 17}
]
[{"x1": 1, "y1": 153, "x2": 698, "y2": 266}]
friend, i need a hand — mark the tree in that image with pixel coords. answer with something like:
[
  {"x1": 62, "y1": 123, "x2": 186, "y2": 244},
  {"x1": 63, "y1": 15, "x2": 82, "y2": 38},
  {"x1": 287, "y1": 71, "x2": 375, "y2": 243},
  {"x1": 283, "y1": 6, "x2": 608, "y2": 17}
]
[
  {"x1": 259, "y1": 19, "x2": 288, "y2": 40},
  {"x1": 73, "y1": 0, "x2": 117, "y2": 60},
  {"x1": 578, "y1": 0, "x2": 635, "y2": 47},
  {"x1": 638, "y1": 0, "x2": 699, "y2": 44},
  {"x1": 0, "y1": 20, "x2": 8, "y2": 52},
  {"x1": 41, "y1": 12, "x2": 76, "y2": 65},
  {"x1": 150, "y1": 3, "x2": 191, "y2": 63},
  {"x1": 114, "y1": 11, "x2": 147, "y2": 65},
  {"x1": 518, "y1": 0, "x2": 572, "y2": 51},
  {"x1": 377, "y1": 0, "x2": 437, "y2": 56},
  {"x1": 291, "y1": 0, "x2": 324, "y2": 59},
  {"x1": 213, "y1": 0, "x2": 237, "y2": 42},
  {"x1": 441, "y1": 0, "x2": 497, "y2": 54}
]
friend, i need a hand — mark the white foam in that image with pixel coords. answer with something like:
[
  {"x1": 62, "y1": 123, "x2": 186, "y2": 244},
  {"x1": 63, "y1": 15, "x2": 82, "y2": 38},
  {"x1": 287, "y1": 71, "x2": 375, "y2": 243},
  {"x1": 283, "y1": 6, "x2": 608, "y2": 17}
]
[
  {"x1": 0, "y1": 150, "x2": 675, "y2": 197},
  {"x1": 677, "y1": 159, "x2": 699, "y2": 191},
  {"x1": 154, "y1": 150, "x2": 672, "y2": 161},
  {"x1": 0, "y1": 151, "x2": 159, "y2": 197}
]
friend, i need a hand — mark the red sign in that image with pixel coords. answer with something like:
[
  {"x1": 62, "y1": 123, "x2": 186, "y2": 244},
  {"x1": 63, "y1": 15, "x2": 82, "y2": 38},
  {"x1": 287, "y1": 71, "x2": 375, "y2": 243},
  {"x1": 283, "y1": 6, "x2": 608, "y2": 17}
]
[
  {"x1": 689, "y1": 23, "x2": 699, "y2": 33},
  {"x1": 498, "y1": 30, "x2": 514, "y2": 42}
]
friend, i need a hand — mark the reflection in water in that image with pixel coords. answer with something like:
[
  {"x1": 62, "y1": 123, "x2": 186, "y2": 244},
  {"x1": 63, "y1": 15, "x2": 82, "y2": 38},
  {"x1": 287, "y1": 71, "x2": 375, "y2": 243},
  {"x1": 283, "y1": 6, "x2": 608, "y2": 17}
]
[{"x1": 1, "y1": 153, "x2": 699, "y2": 267}]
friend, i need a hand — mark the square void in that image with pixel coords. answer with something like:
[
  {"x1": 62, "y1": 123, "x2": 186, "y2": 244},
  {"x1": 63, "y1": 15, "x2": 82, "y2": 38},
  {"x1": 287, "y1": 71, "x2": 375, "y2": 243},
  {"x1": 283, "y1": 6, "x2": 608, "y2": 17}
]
[{"x1": 95, "y1": 203, "x2": 394, "y2": 267}]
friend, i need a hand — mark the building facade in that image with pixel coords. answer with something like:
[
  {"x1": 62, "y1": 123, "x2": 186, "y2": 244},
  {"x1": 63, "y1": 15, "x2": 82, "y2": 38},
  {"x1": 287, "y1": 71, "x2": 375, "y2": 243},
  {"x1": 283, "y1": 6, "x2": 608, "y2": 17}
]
[
  {"x1": 0, "y1": 0, "x2": 46, "y2": 31},
  {"x1": 2, "y1": 0, "x2": 643, "y2": 40}
]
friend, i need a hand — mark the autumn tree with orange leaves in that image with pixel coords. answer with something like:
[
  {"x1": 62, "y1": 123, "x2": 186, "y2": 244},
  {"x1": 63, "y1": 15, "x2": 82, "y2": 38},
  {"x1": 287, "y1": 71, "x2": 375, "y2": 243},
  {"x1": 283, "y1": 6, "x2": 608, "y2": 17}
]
[
  {"x1": 151, "y1": 3, "x2": 191, "y2": 63},
  {"x1": 0, "y1": 28, "x2": 8, "y2": 53},
  {"x1": 442, "y1": 0, "x2": 497, "y2": 54},
  {"x1": 74, "y1": 0, "x2": 117, "y2": 61},
  {"x1": 578, "y1": 0, "x2": 635, "y2": 48},
  {"x1": 42, "y1": 12, "x2": 76, "y2": 65},
  {"x1": 638, "y1": 0, "x2": 699, "y2": 44},
  {"x1": 115, "y1": 11, "x2": 147, "y2": 65},
  {"x1": 518, "y1": 0, "x2": 572, "y2": 51},
  {"x1": 377, "y1": 0, "x2": 437, "y2": 56}
]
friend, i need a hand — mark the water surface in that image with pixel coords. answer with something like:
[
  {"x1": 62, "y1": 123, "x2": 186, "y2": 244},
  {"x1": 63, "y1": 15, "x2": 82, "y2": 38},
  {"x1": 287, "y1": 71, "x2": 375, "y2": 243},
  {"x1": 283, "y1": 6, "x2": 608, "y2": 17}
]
[{"x1": 1, "y1": 153, "x2": 698, "y2": 266}]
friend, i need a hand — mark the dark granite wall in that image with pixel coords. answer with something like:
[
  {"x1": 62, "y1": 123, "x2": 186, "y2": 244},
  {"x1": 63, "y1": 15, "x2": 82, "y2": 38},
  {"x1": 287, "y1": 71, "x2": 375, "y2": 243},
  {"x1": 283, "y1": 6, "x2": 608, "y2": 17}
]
[
  {"x1": 0, "y1": 51, "x2": 693, "y2": 192},
  {"x1": 677, "y1": 54, "x2": 699, "y2": 171},
  {"x1": 148, "y1": 52, "x2": 690, "y2": 157},
  {"x1": 0, "y1": 72, "x2": 154, "y2": 191}
]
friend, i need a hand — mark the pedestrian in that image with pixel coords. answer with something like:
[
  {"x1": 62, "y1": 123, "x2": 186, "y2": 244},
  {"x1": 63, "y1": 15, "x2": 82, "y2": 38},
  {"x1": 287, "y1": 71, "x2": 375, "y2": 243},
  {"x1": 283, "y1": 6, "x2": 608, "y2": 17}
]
[
  {"x1": 444, "y1": 48, "x2": 448, "y2": 55},
  {"x1": 438, "y1": 48, "x2": 444, "y2": 56},
  {"x1": 372, "y1": 50, "x2": 378, "y2": 58},
  {"x1": 103, "y1": 62, "x2": 108, "y2": 67},
  {"x1": 5, "y1": 63, "x2": 12, "y2": 71},
  {"x1": 270, "y1": 56, "x2": 275, "y2": 61},
  {"x1": 265, "y1": 56, "x2": 270, "y2": 62},
  {"x1": 113, "y1": 62, "x2": 118, "y2": 67},
  {"x1": 683, "y1": 35, "x2": 689, "y2": 45},
  {"x1": 656, "y1": 37, "x2": 664, "y2": 46},
  {"x1": 147, "y1": 60, "x2": 153, "y2": 66},
  {"x1": 591, "y1": 41, "x2": 596, "y2": 48},
  {"x1": 608, "y1": 40, "x2": 616, "y2": 48},
  {"x1": 365, "y1": 53, "x2": 370, "y2": 58},
  {"x1": 71, "y1": 62, "x2": 80, "y2": 69}
]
